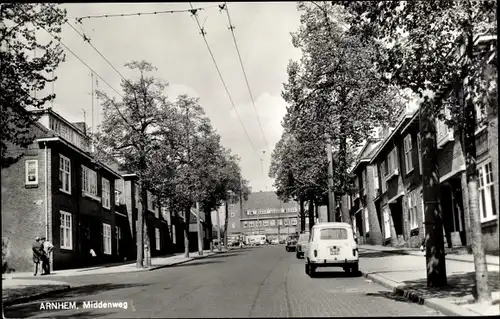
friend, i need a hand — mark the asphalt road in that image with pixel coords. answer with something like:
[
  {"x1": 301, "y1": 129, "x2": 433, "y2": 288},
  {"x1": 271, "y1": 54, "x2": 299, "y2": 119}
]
[{"x1": 4, "y1": 246, "x2": 443, "y2": 318}]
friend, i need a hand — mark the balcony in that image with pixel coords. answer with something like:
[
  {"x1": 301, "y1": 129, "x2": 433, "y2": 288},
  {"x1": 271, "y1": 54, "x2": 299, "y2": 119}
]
[{"x1": 436, "y1": 119, "x2": 454, "y2": 149}]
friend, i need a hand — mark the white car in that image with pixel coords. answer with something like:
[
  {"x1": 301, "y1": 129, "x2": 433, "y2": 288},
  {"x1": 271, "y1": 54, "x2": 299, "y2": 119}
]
[{"x1": 305, "y1": 222, "x2": 359, "y2": 277}]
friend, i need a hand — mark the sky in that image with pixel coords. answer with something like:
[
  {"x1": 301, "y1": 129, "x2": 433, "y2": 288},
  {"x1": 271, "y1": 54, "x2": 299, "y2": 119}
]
[{"x1": 40, "y1": 2, "x2": 303, "y2": 196}]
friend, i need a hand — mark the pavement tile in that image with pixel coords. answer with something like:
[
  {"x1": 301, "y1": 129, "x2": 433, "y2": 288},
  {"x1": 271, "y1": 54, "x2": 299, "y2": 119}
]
[{"x1": 359, "y1": 246, "x2": 500, "y2": 316}]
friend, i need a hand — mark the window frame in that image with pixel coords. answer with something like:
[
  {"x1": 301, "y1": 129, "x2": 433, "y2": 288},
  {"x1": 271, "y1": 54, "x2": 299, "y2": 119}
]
[
  {"x1": 417, "y1": 133, "x2": 423, "y2": 175},
  {"x1": 263, "y1": 220, "x2": 269, "y2": 227},
  {"x1": 102, "y1": 177, "x2": 111, "y2": 209},
  {"x1": 115, "y1": 189, "x2": 121, "y2": 205},
  {"x1": 155, "y1": 228, "x2": 161, "y2": 251},
  {"x1": 81, "y1": 165, "x2": 98, "y2": 198},
  {"x1": 404, "y1": 134, "x2": 414, "y2": 174},
  {"x1": 477, "y1": 161, "x2": 497, "y2": 223},
  {"x1": 60, "y1": 211, "x2": 73, "y2": 250},
  {"x1": 364, "y1": 208, "x2": 370, "y2": 233},
  {"x1": 103, "y1": 223, "x2": 112, "y2": 255},
  {"x1": 59, "y1": 155, "x2": 71, "y2": 194},
  {"x1": 25, "y1": 159, "x2": 39, "y2": 185},
  {"x1": 408, "y1": 191, "x2": 418, "y2": 230}
]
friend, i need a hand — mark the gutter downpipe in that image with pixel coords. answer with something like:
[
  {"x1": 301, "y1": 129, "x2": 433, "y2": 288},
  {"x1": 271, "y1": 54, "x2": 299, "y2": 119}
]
[{"x1": 44, "y1": 142, "x2": 49, "y2": 240}]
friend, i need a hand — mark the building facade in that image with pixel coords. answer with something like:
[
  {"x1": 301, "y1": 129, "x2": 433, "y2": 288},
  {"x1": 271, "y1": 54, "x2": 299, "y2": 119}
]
[
  {"x1": 1, "y1": 108, "x2": 172, "y2": 272},
  {"x1": 227, "y1": 191, "x2": 301, "y2": 241},
  {"x1": 350, "y1": 36, "x2": 498, "y2": 252}
]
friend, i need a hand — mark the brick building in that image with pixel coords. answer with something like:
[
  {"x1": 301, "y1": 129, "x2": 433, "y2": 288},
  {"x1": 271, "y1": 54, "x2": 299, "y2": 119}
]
[
  {"x1": 1, "y1": 108, "x2": 172, "y2": 272},
  {"x1": 349, "y1": 36, "x2": 498, "y2": 253},
  {"x1": 227, "y1": 191, "x2": 301, "y2": 241}
]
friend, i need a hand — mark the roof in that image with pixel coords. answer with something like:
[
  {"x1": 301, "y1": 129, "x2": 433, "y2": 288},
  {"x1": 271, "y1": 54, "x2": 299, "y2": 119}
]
[
  {"x1": 32, "y1": 108, "x2": 86, "y2": 135},
  {"x1": 352, "y1": 139, "x2": 382, "y2": 173},
  {"x1": 312, "y1": 222, "x2": 352, "y2": 228},
  {"x1": 239, "y1": 191, "x2": 299, "y2": 211}
]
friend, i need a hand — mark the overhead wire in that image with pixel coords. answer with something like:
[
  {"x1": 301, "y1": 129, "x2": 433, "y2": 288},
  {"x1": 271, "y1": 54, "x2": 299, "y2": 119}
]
[
  {"x1": 69, "y1": 4, "x2": 220, "y2": 21},
  {"x1": 17, "y1": 7, "x2": 139, "y2": 134},
  {"x1": 221, "y1": 2, "x2": 270, "y2": 156},
  {"x1": 188, "y1": 2, "x2": 260, "y2": 157}
]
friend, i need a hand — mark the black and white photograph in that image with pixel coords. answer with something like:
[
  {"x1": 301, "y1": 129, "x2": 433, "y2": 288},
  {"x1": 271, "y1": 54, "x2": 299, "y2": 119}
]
[{"x1": 1, "y1": 1, "x2": 498, "y2": 318}]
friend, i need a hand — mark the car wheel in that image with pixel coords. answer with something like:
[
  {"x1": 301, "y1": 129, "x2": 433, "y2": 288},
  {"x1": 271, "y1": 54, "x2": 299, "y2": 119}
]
[
  {"x1": 309, "y1": 263, "x2": 316, "y2": 277},
  {"x1": 351, "y1": 263, "x2": 359, "y2": 275},
  {"x1": 285, "y1": 247, "x2": 289, "y2": 252},
  {"x1": 305, "y1": 262, "x2": 309, "y2": 275},
  {"x1": 296, "y1": 252, "x2": 300, "y2": 259}
]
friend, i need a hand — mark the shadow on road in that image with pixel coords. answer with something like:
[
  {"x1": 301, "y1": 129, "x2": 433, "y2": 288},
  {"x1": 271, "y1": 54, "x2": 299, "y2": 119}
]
[
  {"x1": 206, "y1": 252, "x2": 246, "y2": 259},
  {"x1": 169, "y1": 260, "x2": 224, "y2": 268},
  {"x1": 359, "y1": 250, "x2": 409, "y2": 258},
  {"x1": 312, "y1": 271, "x2": 363, "y2": 278}
]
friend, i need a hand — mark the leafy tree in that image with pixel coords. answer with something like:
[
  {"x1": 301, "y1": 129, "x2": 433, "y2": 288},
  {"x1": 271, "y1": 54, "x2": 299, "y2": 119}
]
[
  {"x1": 338, "y1": 0, "x2": 496, "y2": 296},
  {"x1": 94, "y1": 60, "x2": 168, "y2": 268},
  {"x1": 1, "y1": 3, "x2": 66, "y2": 167}
]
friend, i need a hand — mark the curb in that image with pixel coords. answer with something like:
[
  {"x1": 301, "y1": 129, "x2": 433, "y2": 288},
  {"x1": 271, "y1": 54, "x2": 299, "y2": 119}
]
[
  {"x1": 146, "y1": 250, "x2": 223, "y2": 271},
  {"x1": 361, "y1": 271, "x2": 481, "y2": 316},
  {"x1": 359, "y1": 247, "x2": 499, "y2": 267},
  {"x1": 2, "y1": 285, "x2": 71, "y2": 307}
]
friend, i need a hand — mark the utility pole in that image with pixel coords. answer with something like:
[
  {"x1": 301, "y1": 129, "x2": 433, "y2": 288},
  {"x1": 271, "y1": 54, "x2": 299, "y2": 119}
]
[
  {"x1": 196, "y1": 201, "x2": 203, "y2": 256},
  {"x1": 326, "y1": 136, "x2": 336, "y2": 222}
]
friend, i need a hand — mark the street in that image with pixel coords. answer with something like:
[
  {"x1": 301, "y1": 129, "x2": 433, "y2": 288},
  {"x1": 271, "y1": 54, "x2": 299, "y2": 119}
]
[{"x1": 5, "y1": 246, "x2": 443, "y2": 318}]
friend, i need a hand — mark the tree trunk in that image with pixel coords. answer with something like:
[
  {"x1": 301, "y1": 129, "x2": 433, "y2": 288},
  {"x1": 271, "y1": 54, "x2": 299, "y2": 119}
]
[
  {"x1": 341, "y1": 195, "x2": 351, "y2": 225},
  {"x1": 224, "y1": 200, "x2": 229, "y2": 250},
  {"x1": 308, "y1": 196, "x2": 315, "y2": 231},
  {"x1": 461, "y1": 32, "x2": 491, "y2": 303},
  {"x1": 136, "y1": 182, "x2": 145, "y2": 268},
  {"x1": 366, "y1": 165, "x2": 383, "y2": 245},
  {"x1": 420, "y1": 98, "x2": 447, "y2": 288},
  {"x1": 205, "y1": 207, "x2": 214, "y2": 252},
  {"x1": 196, "y1": 202, "x2": 203, "y2": 256},
  {"x1": 299, "y1": 197, "x2": 306, "y2": 233},
  {"x1": 314, "y1": 200, "x2": 319, "y2": 220},
  {"x1": 326, "y1": 137, "x2": 336, "y2": 222},
  {"x1": 184, "y1": 206, "x2": 190, "y2": 258}
]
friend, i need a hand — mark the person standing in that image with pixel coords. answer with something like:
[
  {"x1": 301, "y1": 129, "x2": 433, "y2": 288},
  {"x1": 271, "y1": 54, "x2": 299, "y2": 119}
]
[
  {"x1": 32, "y1": 237, "x2": 43, "y2": 276},
  {"x1": 41, "y1": 237, "x2": 54, "y2": 275}
]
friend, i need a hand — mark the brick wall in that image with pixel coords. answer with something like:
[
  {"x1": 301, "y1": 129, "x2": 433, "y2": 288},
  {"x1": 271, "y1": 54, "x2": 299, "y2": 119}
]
[{"x1": 1, "y1": 134, "x2": 48, "y2": 272}]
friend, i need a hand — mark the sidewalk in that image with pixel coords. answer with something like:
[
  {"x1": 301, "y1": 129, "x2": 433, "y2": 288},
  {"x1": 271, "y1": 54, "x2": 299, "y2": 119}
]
[
  {"x1": 2, "y1": 248, "x2": 228, "y2": 306},
  {"x1": 4, "y1": 249, "x2": 225, "y2": 279},
  {"x1": 359, "y1": 245, "x2": 500, "y2": 316}
]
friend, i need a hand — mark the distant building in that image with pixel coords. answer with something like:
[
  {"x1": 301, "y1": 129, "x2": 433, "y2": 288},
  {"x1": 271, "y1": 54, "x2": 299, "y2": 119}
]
[{"x1": 227, "y1": 191, "x2": 301, "y2": 240}]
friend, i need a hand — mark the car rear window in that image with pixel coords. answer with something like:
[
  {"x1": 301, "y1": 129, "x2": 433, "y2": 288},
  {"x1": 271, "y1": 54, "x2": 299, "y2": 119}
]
[{"x1": 319, "y1": 228, "x2": 348, "y2": 240}]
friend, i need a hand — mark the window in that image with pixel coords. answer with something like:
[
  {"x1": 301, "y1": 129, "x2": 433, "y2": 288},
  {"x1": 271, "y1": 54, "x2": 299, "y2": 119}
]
[
  {"x1": 478, "y1": 162, "x2": 497, "y2": 222},
  {"x1": 319, "y1": 228, "x2": 347, "y2": 240},
  {"x1": 291, "y1": 218, "x2": 297, "y2": 226},
  {"x1": 155, "y1": 228, "x2": 161, "y2": 250},
  {"x1": 373, "y1": 165, "x2": 379, "y2": 193},
  {"x1": 362, "y1": 169, "x2": 367, "y2": 191},
  {"x1": 59, "y1": 155, "x2": 71, "y2": 194},
  {"x1": 115, "y1": 190, "x2": 121, "y2": 205},
  {"x1": 278, "y1": 219, "x2": 283, "y2": 226},
  {"x1": 243, "y1": 222, "x2": 248, "y2": 228},
  {"x1": 134, "y1": 184, "x2": 140, "y2": 207},
  {"x1": 383, "y1": 207, "x2": 391, "y2": 239},
  {"x1": 103, "y1": 223, "x2": 111, "y2": 255},
  {"x1": 382, "y1": 159, "x2": 388, "y2": 176},
  {"x1": 270, "y1": 220, "x2": 276, "y2": 226},
  {"x1": 364, "y1": 208, "x2": 370, "y2": 233},
  {"x1": 25, "y1": 160, "x2": 38, "y2": 185},
  {"x1": 408, "y1": 191, "x2": 418, "y2": 230},
  {"x1": 249, "y1": 221, "x2": 255, "y2": 227},
  {"x1": 404, "y1": 134, "x2": 413, "y2": 174},
  {"x1": 417, "y1": 133, "x2": 423, "y2": 175},
  {"x1": 263, "y1": 220, "x2": 269, "y2": 226},
  {"x1": 102, "y1": 178, "x2": 110, "y2": 209},
  {"x1": 147, "y1": 191, "x2": 155, "y2": 212},
  {"x1": 116, "y1": 226, "x2": 121, "y2": 253},
  {"x1": 60, "y1": 211, "x2": 73, "y2": 249},
  {"x1": 230, "y1": 212, "x2": 235, "y2": 218},
  {"x1": 284, "y1": 219, "x2": 289, "y2": 225},
  {"x1": 231, "y1": 222, "x2": 235, "y2": 229},
  {"x1": 82, "y1": 165, "x2": 97, "y2": 197},
  {"x1": 387, "y1": 148, "x2": 398, "y2": 175}
]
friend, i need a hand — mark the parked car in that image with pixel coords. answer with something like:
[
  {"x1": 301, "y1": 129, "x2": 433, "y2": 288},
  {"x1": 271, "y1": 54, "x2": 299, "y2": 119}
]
[
  {"x1": 305, "y1": 222, "x2": 359, "y2": 277},
  {"x1": 271, "y1": 238, "x2": 279, "y2": 245},
  {"x1": 296, "y1": 233, "x2": 310, "y2": 259},
  {"x1": 285, "y1": 235, "x2": 298, "y2": 252}
]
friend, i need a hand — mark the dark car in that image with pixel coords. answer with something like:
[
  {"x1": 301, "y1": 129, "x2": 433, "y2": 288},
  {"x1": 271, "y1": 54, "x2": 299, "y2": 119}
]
[{"x1": 285, "y1": 236, "x2": 298, "y2": 252}]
